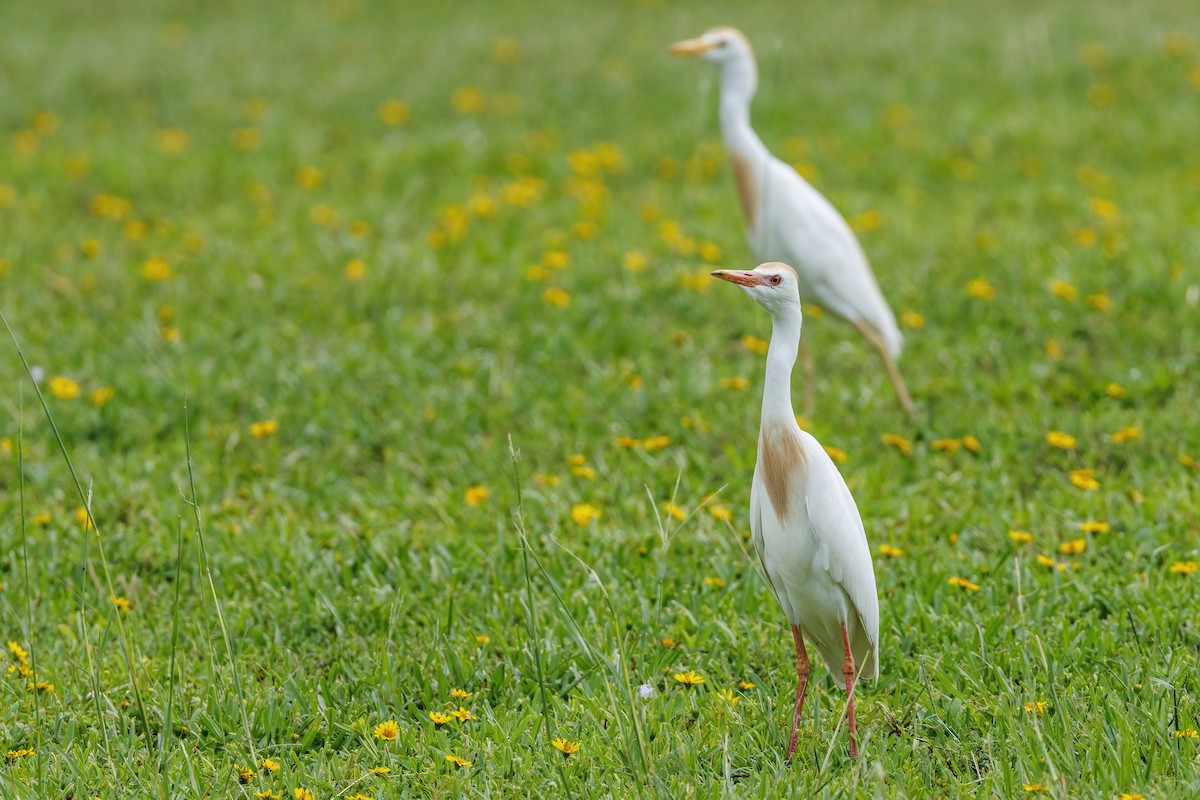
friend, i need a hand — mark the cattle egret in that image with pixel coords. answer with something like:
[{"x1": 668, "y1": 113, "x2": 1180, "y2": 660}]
[
  {"x1": 671, "y1": 27, "x2": 914, "y2": 416},
  {"x1": 712, "y1": 262, "x2": 879, "y2": 761}
]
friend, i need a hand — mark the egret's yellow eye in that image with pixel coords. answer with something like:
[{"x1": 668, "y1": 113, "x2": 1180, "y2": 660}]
[{"x1": 769, "y1": 275, "x2": 782, "y2": 285}]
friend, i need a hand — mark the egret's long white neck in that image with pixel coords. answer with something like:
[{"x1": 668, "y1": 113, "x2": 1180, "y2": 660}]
[
  {"x1": 718, "y1": 59, "x2": 767, "y2": 163},
  {"x1": 762, "y1": 306, "x2": 802, "y2": 423}
]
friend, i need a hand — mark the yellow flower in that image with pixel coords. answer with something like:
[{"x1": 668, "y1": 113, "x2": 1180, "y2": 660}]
[
  {"x1": 698, "y1": 241, "x2": 723, "y2": 263},
  {"x1": 533, "y1": 473, "x2": 560, "y2": 487},
  {"x1": 250, "y1": 419, "x2": 279, "y2": 439},
  {"x1": 1117, "y1": 794, "x2": 1146, "y2": 800},
  {"x1": 948, "y1": 577, "x2": 979, "y2": 592},
  {"x1": 740, "y1": 335, "x2": 769, "y2": 355},
  {"x1": 1079, "y1": 521, "x2": 1110, "y2": 534},
  {"x1": 31, "y1": 513, "x2": 51, "y2": 526},
  {"x1": 660, "y1": 637, "x2": 676, "y2": 648},
  {"x1": 231, "y1": 128, "x2": 262, "y2": 150},
  {"x1": 1023, "y1": 783, "x2": 1045, "y2": 792},
  {"x1": 1045, "y1": 431, "x2": 1076, "y2": 449},
  {"x1": 1049, "y1": 279, "x2": 1077, "y2": 300},
  {"x1": 823, "y1": 445, "x2": 848, "y2": 463},
  {"x1": 80, "y1": 236, "x2": 103, "y2": 258},
  {"x1": 931, "y1": 438, "x2": 962, "y2": 453},
  {"x1": 6, "y1": 749, "x2": 35, "y2": 761},
  {"x1": 709, "y1": 505, "x2": 732, "y2": 522},
  {"x1": 966, "y1": 278, "x2": 996, "y2": 301},
  {"x1": 623, "y1": 250, "x2": 648, "y2": 272},
  {"x1": 738, "y1": 681, "x2": 755, "y2": 690},
  {"x1": 370, "y1": 766, "x2": 390, "y2": 775},
  {"x1": 1069, "y1": 469, "x2": 1100, "y2": 491},
  {"x1": 373, "y1": 719, "x2": 400, "y2": 740},
  {"x1": 428, "y1": 712, "x2": 452, "y2": 726},
  {"x1": 720, "y1": 377, "x2": 750, "y2": 391},
  {"x1": 1036, "y1": 554, "x2": 1066, "y2": 572},
  {"x1": 255, "y1": 792, "x2": 282, "y2": 800},
  {"x1": 449, "y1": 707, "x2": 476, "y2": 723},
  {"x1": 704, "y1": 576, "x2": 725, "y2": 588},
  {"x1": 543, "y1": 287, "x2": 571, "y2": 308},
  {"x1": 295, "y1": 165, "x2": 323, "y2": 190},
  {"x1": 49, "y1": 376, "x2": 81, "y2": 399},
  {"x1": 110, "y1": 595, "x2": 133, "y2": 612},
  {"x1": 542, "y1": 250, "x2": 570, "y2": 269},
  {"x1": 310, "y1": 203, "x2": 339, "y2": 228},
  {"x1": 74, "y1": 506, "x2": 93, "y2": 528},
  {"x1": 879, "y1": 544, "x2": 903, "y2": 558},
  {"x1": 881, "y1": 433, "x2": 912, "y2": 457},
  {"x1": 8, "y1": 640, "x2": 30, "y2": 665},
  {"x1": 642, "y1": 435, "x2": 670, "y2": 452},
  {"x1": 91, "y1": 386, "x2": 115, "y2": 406},
  {"x1": 1106, "y1": 382, "x2": 1128, "y2": 398},
  {"x1": 1045, "y1": 338, "x2": 1063, "y2": 359},
  {"x1": 900, "y1": 310, "x2": 925, "y2": 329},
  {"x1": 160, "y1": 327, "x2": 181, "y2": 343},
  {"x1": 1110, "y1": 426, "x2": 1140, "y2": 444},
  {"x1": 450, "y1": 688, "x2": 473, "y2": 700},
  {"x1": 261, "y1": 757, "x2": 280, "y2": 773},
  {"x1": 1087, "y1": 293, "x2": 1112, "y2": 310},
  {"x1": 1073, "y1": 226, "x2": 1098, "y2": 246},
  {"x1": 142, "y1": 255, "x2": 172, "y2": 281},
  {"x1": 156, "y1": 128, "x2": 189, "y2": 154},
  {"x1": 1089, "y1": 197, "x2": 1119, "y2": 221},
  {"x1": 551, "y1": 738, "x2": 581, "y2": 757},
  {"x1": 27, "y1": 680, "x2": 54, "y2": 693},
  {"x1": 716, "y1": 688, "x2": 741, "y2": 705},
  {"x1": 294, "y1": 789, "x2": 315, "y2": 800},
  {"x1": 1008, "y1": 530, "x2": 1034, "y2": 544},
  {"x1": 849, "y1": 209, "x2": 883, "y2": 232},
  {"x1": 452, "y1": 87, "x2": 485, "y2": 114},
  {"x1": 464, "y1": 485, "x2": 489, "y2": 506},
  {"x1": 1181, "y1": 454, "x2": 1200, "y2": 471},
  {"x1": 1058, "y1": 538, "x2": 1087, "y2": 555},
  {"x1": 1175, "y1": 728, "x2": 1199, "y2": 738},
  {"x1": 345, "y1": 259, "x2": 366, "y2": 282},
  {"x1": 475, "y1": 634, "x2": 490, "y2": 644},
  {"x1": 445, "y1": 754, "x2": 473, "y2": 767},
  {"x1": 236, "y1": 764, "x2": 255, "y2": 783},
  {"x1": 673, "y1": 670, "x2": 705, "y2": 686},
  {"x1": 1168, "y1": 561, "x2": 1198, "y2": 575},
  {"x1": 378, "y1": 99, "x2": 410, "y2": 126},
  {"x1": 615, "y1": 436, "x2": 641, "y2": 449},
  {"x1": 662, "y1": 501, "x2": 686, "y2": 521},
  {"x1": 1025, "y1": 700, "x2": 1049, "y2": 715}
]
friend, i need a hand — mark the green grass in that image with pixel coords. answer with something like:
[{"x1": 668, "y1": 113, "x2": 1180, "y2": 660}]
[{"x1": 2, "y1": 0, "x2": 1199, "y2": 797}]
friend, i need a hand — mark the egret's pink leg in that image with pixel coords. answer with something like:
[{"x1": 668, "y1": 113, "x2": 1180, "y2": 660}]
[
  {"x1": 785, "y1": 625, "x2": 810, "y2": 765},
  {"x1": 840, "y1": 621, "x2": 859, "y2": 758}
]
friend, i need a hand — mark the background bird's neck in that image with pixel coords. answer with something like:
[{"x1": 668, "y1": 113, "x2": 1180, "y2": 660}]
[
  {"x1": 719, "y1": 86, "x2": 766, "y2": 163},
  {"x1": 762, "y1": 310, "x2": 802, "y2": 423}
]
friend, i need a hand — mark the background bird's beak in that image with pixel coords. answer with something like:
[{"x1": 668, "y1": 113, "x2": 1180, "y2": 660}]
[
  {"x1": 711, "y1": 269, "x2": 759, "y2": 287},
  {"x1": 668, "y1": 38, "x2": 714, "y2": 57}
]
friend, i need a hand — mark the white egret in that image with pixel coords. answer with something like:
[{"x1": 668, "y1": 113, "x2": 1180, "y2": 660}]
[
  {"x1": 671, "y1": 27, "x2": 914, "y2": 416},
  {"x1": 712, "y1": 262, "x2": 879, "y2": 761}
]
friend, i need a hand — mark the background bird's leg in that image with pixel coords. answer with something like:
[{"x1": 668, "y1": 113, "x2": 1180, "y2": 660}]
[
  {"x1": 798, "y1": 336, "x2": 815, "y2": 419},
  {"x1": 785, "y1": 625, "x2": 810, "y2": 765},
  {"x1": 840, "y1": 621, "x2": 859, "y2": 758},
  {"x1": 854, "y1": 321, "x2": 915, "y2": 417}
]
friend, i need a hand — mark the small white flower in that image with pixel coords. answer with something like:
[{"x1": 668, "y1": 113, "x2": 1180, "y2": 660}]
[
  {"x1": 637, "y1": 683, "x2": 654, "y2": 700},
  {"x1": 30, "y1": 366, "x2": 44, "y2": 383}
]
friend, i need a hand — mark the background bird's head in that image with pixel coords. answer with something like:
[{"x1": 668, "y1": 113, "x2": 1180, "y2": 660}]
[
  {"x1": 712, "y1": 262, "x2": 801, "y2": 319},
  {"x1": 669, "y1": 27, "x2": 758, "y2": 95}
]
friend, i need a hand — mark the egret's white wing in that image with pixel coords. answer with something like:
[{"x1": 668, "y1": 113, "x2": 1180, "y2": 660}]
[
  {"x1": 799, "y1": 433, "x2": 880, "y2": 678},
  {"x1": 754, "y1": 157, "x2": 902, "y2": 358}
]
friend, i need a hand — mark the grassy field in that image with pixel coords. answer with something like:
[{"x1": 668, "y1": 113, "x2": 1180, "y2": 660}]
[{"x1": 2, "y1": 0, "x2": 1199, "y2": 796}]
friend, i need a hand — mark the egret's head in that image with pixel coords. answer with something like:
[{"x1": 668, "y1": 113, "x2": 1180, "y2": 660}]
[
  {"x1": 711, "y1": 262, "x2": 800, "y2": 319},
  {"x1": 668, "y1": 26, "x2": 754, "y2": 66},
  {"x1": 669, "y1": 26, "x2": 758, "y2": 97}
]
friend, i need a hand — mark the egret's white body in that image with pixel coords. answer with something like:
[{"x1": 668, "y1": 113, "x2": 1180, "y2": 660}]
[
  {"x1": 672, "y1": 28, "x2": 913, "y2": 416},
  {"x1": 712, "y1": 262, "x2": 879, "y2": 760}
]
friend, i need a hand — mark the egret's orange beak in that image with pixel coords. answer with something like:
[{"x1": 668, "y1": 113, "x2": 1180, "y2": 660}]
[
  {"x1": 711, "y1": 269, "x2": 759, "y2": 287},
  {"x1": 668, "y1": 38, "x2": 715, "y2": 57}
]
